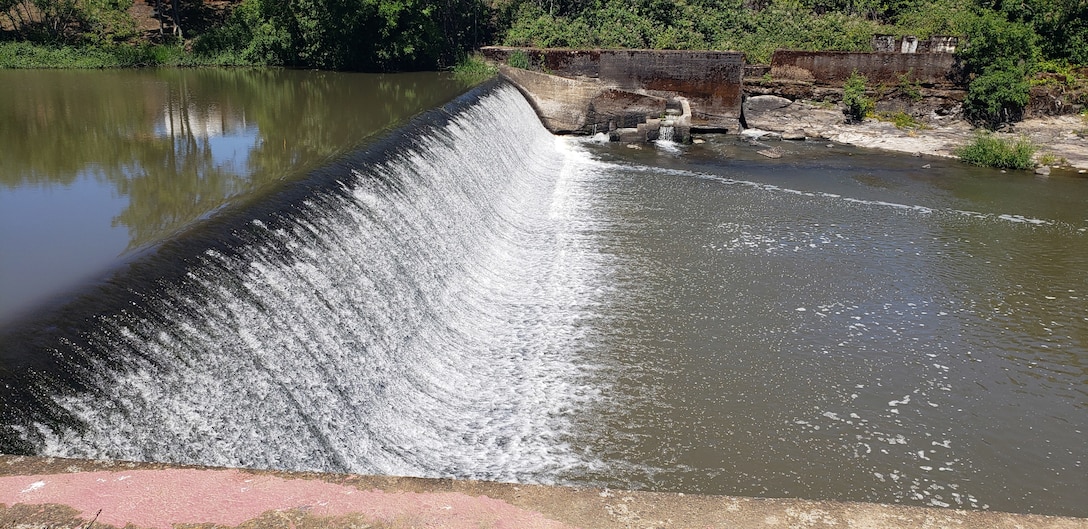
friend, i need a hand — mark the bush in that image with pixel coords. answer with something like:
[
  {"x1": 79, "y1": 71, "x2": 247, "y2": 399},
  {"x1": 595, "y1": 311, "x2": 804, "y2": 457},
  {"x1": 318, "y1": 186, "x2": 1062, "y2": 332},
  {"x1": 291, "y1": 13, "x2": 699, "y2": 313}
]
[
  {"x1": 963, "y1": 66, "x2": 1031, "y2": 128},
  {"x1": 956, "y1": 11, "x2": 1039, "y2": 129},
  {"x1": 842, "y1": 70, "x2": 874, "y2": 123},
  {"x1": 453, "y1": 53, "x2": 496, "y2": 84},
  {"x1": 954, "y1": 133, "x2": 1037, "y2": 170},
  {"x1": 507, "y1": 49, "x2": 531, "y2": 69}
]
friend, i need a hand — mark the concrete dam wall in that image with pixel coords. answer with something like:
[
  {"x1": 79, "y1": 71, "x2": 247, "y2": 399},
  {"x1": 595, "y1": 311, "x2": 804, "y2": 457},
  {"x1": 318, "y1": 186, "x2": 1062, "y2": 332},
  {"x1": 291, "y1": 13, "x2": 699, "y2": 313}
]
[
  {"x1": 482, "y1": 46, "x2": 962, "y2": 142},
  {"x1": 481, "y1": 47, "x2": 745, "y2": 138}
]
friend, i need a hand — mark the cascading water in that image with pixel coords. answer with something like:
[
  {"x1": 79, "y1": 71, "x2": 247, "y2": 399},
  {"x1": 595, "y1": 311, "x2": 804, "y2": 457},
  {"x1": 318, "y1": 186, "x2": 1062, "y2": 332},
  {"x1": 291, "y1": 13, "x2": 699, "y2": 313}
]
[
  {"x1": 658, "y1": 124, "x2": 675, "y2": 142},
  {"x1": 2, "y1": 81, "x2": 609, "y2": 482}
]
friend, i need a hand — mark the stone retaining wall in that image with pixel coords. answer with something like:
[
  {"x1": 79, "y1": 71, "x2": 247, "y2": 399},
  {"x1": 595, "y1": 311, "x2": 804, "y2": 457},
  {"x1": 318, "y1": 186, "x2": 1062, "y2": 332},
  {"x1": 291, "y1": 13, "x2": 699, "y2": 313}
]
[{"x1": 770, "y1": 49, "x2": 957, "y2": 86}]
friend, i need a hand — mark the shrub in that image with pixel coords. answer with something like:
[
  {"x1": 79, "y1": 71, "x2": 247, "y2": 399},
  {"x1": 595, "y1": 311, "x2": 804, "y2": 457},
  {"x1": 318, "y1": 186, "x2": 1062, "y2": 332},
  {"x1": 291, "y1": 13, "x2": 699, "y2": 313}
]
[
  {"x1": 897, "y1": 71, "x2": 922, "y2": 101},
  {"x1": 842, "y1": 70, "x2": 873, "y2": 123},
  {"x1": 453, "y1": 53, "x2": 496, "y2": 84},
  {"x1": 876, "y1": 111, "x2": 924, "y2": 129},
  {"x1": 507, "y1": 49, "x2": 531, "y2": 69},
  {"x1": 963, "y1": 66, "x2": 1031, "y2": 128},
  {"x1": 956, "y1": 11, "x2": 1039, "y2": 129},
  {"x1": 954, "y1": 134, "x2": 1037, "y2": 170}
]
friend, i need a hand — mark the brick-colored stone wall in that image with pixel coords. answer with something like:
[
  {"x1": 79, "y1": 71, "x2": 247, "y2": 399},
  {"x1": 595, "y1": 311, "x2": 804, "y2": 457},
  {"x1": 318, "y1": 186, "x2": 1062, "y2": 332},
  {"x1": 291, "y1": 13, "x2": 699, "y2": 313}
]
[{"x1": 770, "y1": 50, "x2": 956, "y2": 86}]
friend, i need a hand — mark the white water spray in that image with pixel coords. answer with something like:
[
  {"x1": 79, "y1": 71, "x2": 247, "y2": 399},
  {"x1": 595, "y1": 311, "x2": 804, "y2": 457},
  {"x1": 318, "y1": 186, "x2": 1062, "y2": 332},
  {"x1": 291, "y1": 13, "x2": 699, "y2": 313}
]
[{"x1": 32, "y1": 86, "x2": 609, "y2": 483}]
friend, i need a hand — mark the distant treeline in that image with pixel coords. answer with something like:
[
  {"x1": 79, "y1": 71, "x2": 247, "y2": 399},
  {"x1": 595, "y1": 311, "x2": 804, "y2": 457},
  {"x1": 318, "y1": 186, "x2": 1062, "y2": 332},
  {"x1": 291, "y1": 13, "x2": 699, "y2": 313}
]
[
  {"x1": 498, "y1": 0, "x2": 1082, "y2": 127},
  {"x1": 2, "y1": 0, "x2": 1085, "y2": 68},
  {"x1": 2, "y1": 0, "x2": 1085, "y2": 125}
]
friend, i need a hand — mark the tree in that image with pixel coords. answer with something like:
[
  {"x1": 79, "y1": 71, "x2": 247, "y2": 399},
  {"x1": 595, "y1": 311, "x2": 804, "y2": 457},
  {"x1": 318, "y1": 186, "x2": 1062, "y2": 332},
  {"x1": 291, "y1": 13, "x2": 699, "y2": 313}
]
[
  {"x1": 194, "y1": 0, "x2": 489, "y2": 70},
  {"x1": 0, "y1": 0, "x2": 134, "y2": 43},
  {"x1": 956, "y1": 10, "x2": 1040, "y2": 128}
]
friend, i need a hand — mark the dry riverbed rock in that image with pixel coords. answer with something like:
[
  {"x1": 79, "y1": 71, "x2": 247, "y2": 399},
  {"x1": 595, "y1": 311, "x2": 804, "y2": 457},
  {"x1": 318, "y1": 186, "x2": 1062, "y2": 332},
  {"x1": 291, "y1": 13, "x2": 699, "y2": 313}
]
[{"x1": 743, "y1": 95, "x2": 842, "y2": 135}]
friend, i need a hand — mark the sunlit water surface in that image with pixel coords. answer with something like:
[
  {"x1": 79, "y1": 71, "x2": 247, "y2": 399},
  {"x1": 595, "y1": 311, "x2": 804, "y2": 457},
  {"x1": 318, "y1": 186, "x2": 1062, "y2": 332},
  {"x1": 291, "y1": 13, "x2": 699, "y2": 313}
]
[{"x1": 0, "y1": 80, "x2": 1084, "y2": 517}]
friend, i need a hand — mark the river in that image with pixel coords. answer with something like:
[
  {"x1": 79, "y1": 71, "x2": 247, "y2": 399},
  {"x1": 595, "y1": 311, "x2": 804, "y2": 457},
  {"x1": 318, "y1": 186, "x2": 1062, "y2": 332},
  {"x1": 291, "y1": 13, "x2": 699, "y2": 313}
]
[{"x1": 0, "y1": 72, "x2": 1084, "y2": 517}]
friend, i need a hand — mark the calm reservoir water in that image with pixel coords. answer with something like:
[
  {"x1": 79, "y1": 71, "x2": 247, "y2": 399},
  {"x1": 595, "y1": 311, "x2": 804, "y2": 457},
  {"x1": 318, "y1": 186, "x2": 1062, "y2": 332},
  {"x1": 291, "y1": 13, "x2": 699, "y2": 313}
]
[
  {"x1": 0, "y1": 76, "x2": 1084, "y2": 517},
  {"x1": 0, "y1": 68, "x2": 472, "y2": 324}
]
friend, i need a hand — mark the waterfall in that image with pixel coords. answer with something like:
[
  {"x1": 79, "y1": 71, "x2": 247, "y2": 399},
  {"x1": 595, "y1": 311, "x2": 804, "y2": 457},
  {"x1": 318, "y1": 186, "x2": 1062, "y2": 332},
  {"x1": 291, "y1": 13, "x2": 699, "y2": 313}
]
[
  {"x1": 658, "y1": 124, "x2": 675, "y2": 142},
  {"x1": 2, "y1": 81, "x2": 607, "y2": 483}
]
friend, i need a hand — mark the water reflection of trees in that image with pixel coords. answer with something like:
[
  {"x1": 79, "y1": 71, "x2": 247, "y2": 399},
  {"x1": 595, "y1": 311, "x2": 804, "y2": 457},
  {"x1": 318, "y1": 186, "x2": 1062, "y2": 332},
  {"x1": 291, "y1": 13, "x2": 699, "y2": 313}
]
[{"x1": 0, "y1": 68, "x2": 468, "y2": 250}]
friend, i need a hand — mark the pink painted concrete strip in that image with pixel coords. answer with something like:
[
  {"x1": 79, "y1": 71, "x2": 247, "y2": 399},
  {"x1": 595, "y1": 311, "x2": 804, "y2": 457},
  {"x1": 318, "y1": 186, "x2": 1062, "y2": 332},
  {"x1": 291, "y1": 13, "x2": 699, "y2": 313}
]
[{"x1": 0, "y1": 468, "x2": 577, "y2": 529}]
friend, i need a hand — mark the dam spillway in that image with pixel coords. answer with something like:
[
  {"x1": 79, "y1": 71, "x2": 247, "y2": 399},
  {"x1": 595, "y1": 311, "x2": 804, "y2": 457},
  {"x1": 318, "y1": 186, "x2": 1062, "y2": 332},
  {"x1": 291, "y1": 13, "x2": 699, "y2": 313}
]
[
  {"x1": 1, "y1": 81, "x2": 604, "y2": 483},
  {"x1": 0, "y1": 79, "x2": 1085, "y2": 518}
]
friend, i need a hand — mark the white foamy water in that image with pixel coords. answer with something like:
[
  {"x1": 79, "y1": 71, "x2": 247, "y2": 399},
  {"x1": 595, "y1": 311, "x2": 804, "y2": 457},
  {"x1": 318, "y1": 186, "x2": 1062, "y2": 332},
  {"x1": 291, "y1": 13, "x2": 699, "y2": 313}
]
[{"x1": 30, "y1": 86, "x2": 611, "y2": 482}]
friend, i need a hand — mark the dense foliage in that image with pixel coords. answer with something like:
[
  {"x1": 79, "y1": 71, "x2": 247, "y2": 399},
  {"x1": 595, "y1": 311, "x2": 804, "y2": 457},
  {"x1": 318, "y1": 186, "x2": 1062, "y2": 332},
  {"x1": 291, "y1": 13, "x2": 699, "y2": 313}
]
[
  {"x1": 1, "y1": 0, "x2": 1085, "y2": 125},
  {"x1": 501, "y1": 0, "x2": 885, "y2": 63},
  {"x1": 190, "y1": 0, "x2": 493, "y2": 69},
  {"x1": 0, "y1": 0, "x2": 136, "y2": 44}
]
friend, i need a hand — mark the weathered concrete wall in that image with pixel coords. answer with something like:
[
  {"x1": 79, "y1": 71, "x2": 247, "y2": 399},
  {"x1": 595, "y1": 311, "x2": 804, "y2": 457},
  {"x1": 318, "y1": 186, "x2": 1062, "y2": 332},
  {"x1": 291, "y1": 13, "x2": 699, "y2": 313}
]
[
  {"x1": 603, "y1": 49, "x2": 743, "y2": 130},
  {"x1": 482, "y1": 47, "x2": 744, "y2": 132},
  {"x1": 871, "y1": 34, "x2": 959, "y2": 54},
  {"x1": 771, "y1": 49, "x2": 956, "y2": 86},
  {"x1": 498, "y1": 66, "x2": 613, "y2": 133},
  {"x1": 2, "y1": 455, "x2": 1087, "y2": 529}
]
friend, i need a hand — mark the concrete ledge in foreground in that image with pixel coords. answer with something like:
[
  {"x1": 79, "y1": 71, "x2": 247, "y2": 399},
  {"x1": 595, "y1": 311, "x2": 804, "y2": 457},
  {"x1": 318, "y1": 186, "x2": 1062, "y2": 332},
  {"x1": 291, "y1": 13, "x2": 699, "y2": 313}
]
[{"x1": 1, "y1": 455, "x2": 1085, "y2": 529}]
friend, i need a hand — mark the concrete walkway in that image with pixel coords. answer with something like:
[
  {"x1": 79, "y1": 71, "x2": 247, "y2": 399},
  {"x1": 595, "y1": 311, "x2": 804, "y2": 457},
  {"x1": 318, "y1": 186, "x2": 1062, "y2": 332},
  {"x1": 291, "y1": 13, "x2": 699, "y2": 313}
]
[{"x1": 1, "y1": 456, "x2": 1085, "y2": 529}]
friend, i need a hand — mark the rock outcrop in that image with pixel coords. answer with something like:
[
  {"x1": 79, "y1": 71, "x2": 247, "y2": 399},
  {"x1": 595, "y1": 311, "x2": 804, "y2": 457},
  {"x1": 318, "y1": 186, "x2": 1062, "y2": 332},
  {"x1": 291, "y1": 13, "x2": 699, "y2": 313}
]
[{"x1": 742, "y1": 95, "x2": 842, "y2": 136}]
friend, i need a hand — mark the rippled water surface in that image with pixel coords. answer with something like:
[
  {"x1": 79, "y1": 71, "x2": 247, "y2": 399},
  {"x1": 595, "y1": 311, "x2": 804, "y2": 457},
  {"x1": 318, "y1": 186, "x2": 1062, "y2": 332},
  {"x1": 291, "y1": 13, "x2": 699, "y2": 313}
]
[
  {"x1": 1, "y1": 79, "x2": 1084, "y2": 517},
  {"x1": 566, "y1": 137, "x2": 1086, "y2": 516}
]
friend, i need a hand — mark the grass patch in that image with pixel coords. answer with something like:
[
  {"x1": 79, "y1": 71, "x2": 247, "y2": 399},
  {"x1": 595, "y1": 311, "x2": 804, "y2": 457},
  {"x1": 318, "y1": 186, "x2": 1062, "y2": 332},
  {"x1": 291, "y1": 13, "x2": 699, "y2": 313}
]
[
  {"x1": 452, "y1": 54, "x2": 497, "y2": 85},
  {"x1": 507, "y1": 50, "x2": 531, "y2": 69},
  {"x1": 876, "y1": 111, "x2": 926, "y2": 130},
  {"x1": 0, "y1": 41, "x2": 119, "y2": 68},
  {"x1": 954, "y1": 133, "x2": 1037, "y2": 170},
  {"x1": 1037, "y1": 152, "x2": 1066, "y2": 166}
]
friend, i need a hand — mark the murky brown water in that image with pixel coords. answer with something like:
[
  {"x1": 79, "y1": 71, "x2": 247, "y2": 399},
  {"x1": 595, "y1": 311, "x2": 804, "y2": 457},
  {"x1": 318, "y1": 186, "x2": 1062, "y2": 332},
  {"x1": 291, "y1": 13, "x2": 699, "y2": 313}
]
[
  {"x1": 0, "y1": 68, "x2": 471, "y2": 324},
  {"x1": 567, "y1": 137, "x2": 1087, "y2": 516}
]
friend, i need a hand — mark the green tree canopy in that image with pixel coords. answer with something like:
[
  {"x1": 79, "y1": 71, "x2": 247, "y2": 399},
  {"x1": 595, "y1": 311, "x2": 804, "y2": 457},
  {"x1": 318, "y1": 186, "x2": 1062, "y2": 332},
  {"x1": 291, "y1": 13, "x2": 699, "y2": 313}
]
[{"x1": 194, "y1": 0, "x2": 491, "y2": 70}]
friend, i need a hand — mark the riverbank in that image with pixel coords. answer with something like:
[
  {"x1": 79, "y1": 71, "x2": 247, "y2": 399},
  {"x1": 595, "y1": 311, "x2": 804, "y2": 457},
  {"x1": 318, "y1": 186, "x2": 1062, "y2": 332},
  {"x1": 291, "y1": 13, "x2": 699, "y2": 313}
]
[
  {"x1": 2, "y1": 455, "x2": 1087, "y2": 528},
  {"x1": 738, "y1": 99, "x2": 1088, "y2": 173}
]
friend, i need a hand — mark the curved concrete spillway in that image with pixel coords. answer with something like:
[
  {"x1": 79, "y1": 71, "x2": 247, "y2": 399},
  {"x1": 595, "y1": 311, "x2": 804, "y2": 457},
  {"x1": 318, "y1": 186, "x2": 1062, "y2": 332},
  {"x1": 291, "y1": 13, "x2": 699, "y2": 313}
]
[{"x1": 0, "y1": 80, "x2": 605, "y2": 482}]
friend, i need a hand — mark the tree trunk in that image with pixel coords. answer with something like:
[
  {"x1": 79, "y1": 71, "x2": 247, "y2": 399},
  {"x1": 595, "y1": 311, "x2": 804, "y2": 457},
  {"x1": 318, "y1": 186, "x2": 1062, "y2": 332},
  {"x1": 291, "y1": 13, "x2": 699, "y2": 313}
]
[{"x1": 170, "y1": 0, "x2": 182, "y2": 38}]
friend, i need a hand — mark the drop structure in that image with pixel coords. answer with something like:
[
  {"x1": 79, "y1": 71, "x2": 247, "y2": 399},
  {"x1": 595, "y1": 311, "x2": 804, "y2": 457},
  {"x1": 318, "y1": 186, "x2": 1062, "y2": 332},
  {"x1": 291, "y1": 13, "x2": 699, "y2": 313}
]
[{"x1": 0, "y1": 81, "x2": 608, "y2": 483}]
